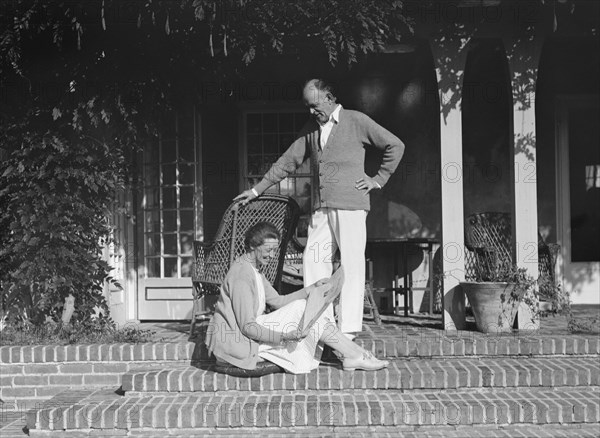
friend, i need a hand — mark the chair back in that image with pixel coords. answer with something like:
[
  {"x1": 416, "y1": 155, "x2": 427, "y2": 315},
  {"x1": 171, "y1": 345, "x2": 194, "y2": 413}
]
[
  {"x1": 193, "y1": 194, "x2": 300, "y2": 296},
  {"x1": 464, "y1": 212, "x2": 559, "y2": 292},
  {"x1": 465, "y1": 212, "x2": 512, "y2": 259},
  {"x1": 464, "y1": 212, "x2": 512, "y2": 281}
]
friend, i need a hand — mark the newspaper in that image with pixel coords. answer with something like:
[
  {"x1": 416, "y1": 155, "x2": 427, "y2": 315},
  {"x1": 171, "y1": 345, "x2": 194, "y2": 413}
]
[{"x1": 299, "y1": 267, "x2": 345, "y2": 336}]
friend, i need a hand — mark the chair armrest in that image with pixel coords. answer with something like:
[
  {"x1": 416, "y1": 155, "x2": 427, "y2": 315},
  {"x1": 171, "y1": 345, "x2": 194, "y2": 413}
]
[
  {"x1": 192, "y1": 240, "x2": 215, "y2": 282},
  {"x1": 192, "y1": 240, "x2": 225, "y2": 298}
]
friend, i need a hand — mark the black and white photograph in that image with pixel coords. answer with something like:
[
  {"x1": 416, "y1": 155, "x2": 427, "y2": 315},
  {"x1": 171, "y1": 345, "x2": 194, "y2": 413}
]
[{"x1": 1, "y1": 1, "x2": 599, "y2": 437}]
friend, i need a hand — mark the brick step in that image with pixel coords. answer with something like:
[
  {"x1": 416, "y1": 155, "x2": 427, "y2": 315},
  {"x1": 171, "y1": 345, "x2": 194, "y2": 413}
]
[
  {"x1": 22, "y1": 424, "x2": 600, "y2": 437},
  {"x1": 3, "y1": 334, "x2": 597, "y2": 366},
  {"x1": 122, "y1": 357, "x2": 600, "y2": 393},
  {"x1": 353, "y1": 334, "x2": 600, "y2": 358},
  {"x1": 190, "y1": 333, "x2": 600, "y2": 360},
  {"x1": 26, "y1": 387, "x2": 600, "y2": 432}
]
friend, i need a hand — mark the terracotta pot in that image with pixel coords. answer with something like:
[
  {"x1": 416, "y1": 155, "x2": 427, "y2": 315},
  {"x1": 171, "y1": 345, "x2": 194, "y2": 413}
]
[{"x1": 461, "y1": 282, "x2": 525, "y2": 333}]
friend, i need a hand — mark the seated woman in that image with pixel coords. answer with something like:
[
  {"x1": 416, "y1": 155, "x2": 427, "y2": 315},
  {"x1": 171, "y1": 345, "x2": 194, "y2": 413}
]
[{"x1": 205, "y1": 221, "x2": 389, "y2": 374}]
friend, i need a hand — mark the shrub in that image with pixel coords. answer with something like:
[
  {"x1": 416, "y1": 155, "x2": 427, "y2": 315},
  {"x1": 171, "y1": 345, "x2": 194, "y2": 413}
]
[{"x1": 0, "y1": 130, "x2": 125, "y2": 326}]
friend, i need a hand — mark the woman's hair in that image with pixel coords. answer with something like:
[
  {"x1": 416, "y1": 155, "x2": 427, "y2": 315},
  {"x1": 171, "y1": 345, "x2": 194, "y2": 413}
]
[{"x1": 244, "y1": 221, "x2": 281, "y2": 251}]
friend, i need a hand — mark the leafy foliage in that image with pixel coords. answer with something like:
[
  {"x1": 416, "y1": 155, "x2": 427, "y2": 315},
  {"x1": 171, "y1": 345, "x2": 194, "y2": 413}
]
[
  {"x1": 0, "y1": 316, "x2": 158, "y2": 346},
  {"x1": 0, "y1": 130, "x2": 125, "y2": 325}
]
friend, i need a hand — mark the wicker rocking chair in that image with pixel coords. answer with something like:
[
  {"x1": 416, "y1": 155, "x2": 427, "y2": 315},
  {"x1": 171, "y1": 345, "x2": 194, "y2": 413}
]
[
  {"x1": 464, "y1": 212, "x2": 560, "y2": 298},
  {"x1": 189, "y1": 194, "x2": 300, "y2": 335}
]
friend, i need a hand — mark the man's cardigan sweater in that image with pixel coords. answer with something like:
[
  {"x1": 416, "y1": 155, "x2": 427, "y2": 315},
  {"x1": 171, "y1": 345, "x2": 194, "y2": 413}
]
[
  {"x1": 253, "y1": 108, "x2": 405, "y2": 211},
  {"x1": 205, "y1": 257, "x2": 309, "y2": 370}
]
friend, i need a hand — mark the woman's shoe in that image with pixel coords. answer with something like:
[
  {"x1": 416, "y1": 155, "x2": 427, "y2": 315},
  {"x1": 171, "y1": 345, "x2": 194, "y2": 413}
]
[{"x1": 342, "y1": 351, "x2": 389, "y2": 371}]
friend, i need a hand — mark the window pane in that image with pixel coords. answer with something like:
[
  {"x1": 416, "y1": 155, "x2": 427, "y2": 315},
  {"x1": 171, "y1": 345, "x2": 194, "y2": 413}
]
[
  {"x1": 179, "y1": 138, "x2": 195, "y2": 162},
  {"x1": 179, "y1": 163, "x2": 195, "y2": 185},
  {"x1": 247, "y1": 155, "x2": 261, "y2": 176},
  {"x1": 247, "y1": 113, "x2": 261, "y2": 133},
  {"x1": 145, "y1": 140, "x2": 160, "y2": 164},
  {"x1": 146, "y1": 234, "x2": 161, "y2": 256},
  {"x1": 164, "y1": 258, "x2": 178, "y2": 278},
  {"x1": 164, "y1": 234, "x2": 177, "y2": 255},
  {"x1": 279, "y1": 113, "x2": 294, "y2": 132},
  {"x1": 247, "y1": 134, "x2": 261, "y2": 154},
  {"x1": 162, "y1": 163, "x2": 177, "y2": 186},
  {"x1": 297, "y1": 216, "x2": 310, "y2": 238},
  {"x1": 295, "y1": 177, "x2": 311, "y2": 196},
  {"x1": 179, "y1": 114, "x2": 194, "y2": 138},
  {"x1": 279, "y1": 178, "x2": 295, "y2": 197},
  {"x1": 163, "y1": 188, "x2": 177, "y2": 209},
  {"x1": 162, "y1": 115, "x2": 176, "y2": 138},
  {"x1": 263, "y1": 133, "x2": 278, "y2": 154},
  {"x1": 180, "y1": 233, "x2": 194, "y2": 255},
  {"x1": 144, "y1": 188, "x2": 160, "y2": 209},
  {"x1": 145, "y1": 165, "x2": 160, "y2": 186},
  {"x1": 146, "y1": 258, "x2": 160, "y2": 278},
  {"x1": 180, "y1": 210, "x2": 194, "y2": 232},
  {"x1": 181, "y1": 257, "x2": 193, "y2": 277},
  {"x1": 263, "y1": 113, "x2": 277, "y2": 132},
  {"x1": 180, "y1": 186, "x2": 194, "y2": 209},
  {"x1": 145, "y1": 210, "x2": 160, "y2": 233},
  {"x1": 162, "y1": 140, "x2": 176, "y2": 163},
  {"x1": 163, "y1": 210, "x2": 177, "y2": 232}
]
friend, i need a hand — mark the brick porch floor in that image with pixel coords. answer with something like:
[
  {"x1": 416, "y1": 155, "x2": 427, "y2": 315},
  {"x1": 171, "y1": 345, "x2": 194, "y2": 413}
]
[{"x1": 142, "y1": 303, "x2": 600, "y2": 342}]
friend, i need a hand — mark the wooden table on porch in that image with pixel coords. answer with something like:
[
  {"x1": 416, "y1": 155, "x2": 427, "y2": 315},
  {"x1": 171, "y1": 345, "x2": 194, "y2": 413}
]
[{"x1": 366, "y1": 238, "x2": 438, "y2": 317}]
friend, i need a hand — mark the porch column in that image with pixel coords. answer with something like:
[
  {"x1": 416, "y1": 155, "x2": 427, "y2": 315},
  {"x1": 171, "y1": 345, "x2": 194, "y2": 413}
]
[
  {"x1": 430, "y1": 38, "x2": 470, "y2": 331},
  {"x1": 503, "y1": 34, "x2": 544, "y2": 329}
]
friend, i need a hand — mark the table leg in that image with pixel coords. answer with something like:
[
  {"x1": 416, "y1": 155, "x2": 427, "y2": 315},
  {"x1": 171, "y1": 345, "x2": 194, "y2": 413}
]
[
  {"x1": 402, "y1": 244, "x2": 409, "y2": 317},
  {"x1": 408, "y1": 270, "x2": 413, "y2": 314},
  {"x1": 428, "y1": 243, "x2": 434, "y2": 315}
]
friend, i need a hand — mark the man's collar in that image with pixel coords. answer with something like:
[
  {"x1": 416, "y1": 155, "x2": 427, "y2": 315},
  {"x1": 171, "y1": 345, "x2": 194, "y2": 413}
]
[{"x1": 330, "y1": 104, "x2": 342, "y2": 123}]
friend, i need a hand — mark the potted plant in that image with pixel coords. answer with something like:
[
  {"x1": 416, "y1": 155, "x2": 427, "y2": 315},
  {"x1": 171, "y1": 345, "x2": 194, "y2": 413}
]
[{"x1": 461, "y1": 247, "x2": 537, "y2": 333}]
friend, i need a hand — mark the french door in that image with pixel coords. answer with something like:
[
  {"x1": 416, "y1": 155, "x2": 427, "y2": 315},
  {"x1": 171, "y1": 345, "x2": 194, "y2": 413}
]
[
  {"x1": 556, "y1": 96, "x2": 600, "y2": 304},
  {"x1": 137, "y1": 110, "x2": 203, "y2": 320}
]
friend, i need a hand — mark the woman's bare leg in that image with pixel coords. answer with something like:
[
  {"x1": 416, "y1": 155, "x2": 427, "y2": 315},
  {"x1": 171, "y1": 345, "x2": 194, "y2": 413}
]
[{"x1": 320, "y1": 322, "x2": 363, "y2": 358}]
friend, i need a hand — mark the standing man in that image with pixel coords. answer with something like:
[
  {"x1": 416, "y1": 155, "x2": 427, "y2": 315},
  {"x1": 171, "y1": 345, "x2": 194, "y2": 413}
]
[{"x1": 235, "y1": 78, "x2": 404, "y2": 338}]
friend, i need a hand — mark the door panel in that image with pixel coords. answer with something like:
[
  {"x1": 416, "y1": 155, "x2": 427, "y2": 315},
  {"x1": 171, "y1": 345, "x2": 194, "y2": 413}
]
[{"x1": 137, "y1": 110, "x2": 202, "y2": 320}]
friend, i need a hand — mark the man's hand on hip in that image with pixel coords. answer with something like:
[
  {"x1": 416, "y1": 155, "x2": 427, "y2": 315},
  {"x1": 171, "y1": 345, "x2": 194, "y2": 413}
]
[{"x1": 355, "y1": 175, "x2": 381, "y2": 195}]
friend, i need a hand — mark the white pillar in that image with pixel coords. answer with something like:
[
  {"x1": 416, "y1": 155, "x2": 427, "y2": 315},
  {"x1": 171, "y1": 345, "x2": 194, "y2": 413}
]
[
  {"x1": 431, "y1": 38, "x2": 471, "y2": 331},
  {"x1": 503, "y1": 34, "x2": 543, "y2": 329}
]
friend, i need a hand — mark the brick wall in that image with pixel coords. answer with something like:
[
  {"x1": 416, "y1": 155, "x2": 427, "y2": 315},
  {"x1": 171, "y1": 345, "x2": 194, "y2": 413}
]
[{"x1": 0, "y1": 342, "x2": 199, "y2": 410}]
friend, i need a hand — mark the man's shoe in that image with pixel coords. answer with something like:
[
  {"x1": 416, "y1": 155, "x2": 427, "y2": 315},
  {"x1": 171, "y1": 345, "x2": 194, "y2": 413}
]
[{"x1": 342, "y1": 351, "x2": 389, "y2": 371}]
